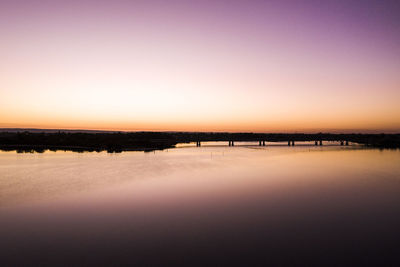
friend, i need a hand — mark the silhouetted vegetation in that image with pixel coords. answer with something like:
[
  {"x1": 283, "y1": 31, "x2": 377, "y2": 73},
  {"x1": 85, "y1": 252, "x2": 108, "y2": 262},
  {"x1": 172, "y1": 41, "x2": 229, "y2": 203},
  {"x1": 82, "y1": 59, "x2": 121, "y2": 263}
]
[
  {"x1": 0, "y1": 131, "x2": 399, "y2": 152},
  {"x1": 0, "y1": 131, "x2": 177, "y2": 153}
]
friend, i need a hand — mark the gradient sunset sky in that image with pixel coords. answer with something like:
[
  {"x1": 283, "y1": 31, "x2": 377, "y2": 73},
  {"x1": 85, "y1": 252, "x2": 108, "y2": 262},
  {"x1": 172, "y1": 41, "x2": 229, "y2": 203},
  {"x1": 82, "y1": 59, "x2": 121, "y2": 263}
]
[{"x1": 1, "y1": 0, "x2": 399, "y2": 132}]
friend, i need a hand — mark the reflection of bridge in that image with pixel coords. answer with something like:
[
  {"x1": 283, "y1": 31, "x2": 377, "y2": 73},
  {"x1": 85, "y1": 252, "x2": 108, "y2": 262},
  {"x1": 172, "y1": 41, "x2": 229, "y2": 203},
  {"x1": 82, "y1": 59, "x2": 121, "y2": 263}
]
[{"x1": 180, "y1": 133, "x2": 398, "y2": 148}]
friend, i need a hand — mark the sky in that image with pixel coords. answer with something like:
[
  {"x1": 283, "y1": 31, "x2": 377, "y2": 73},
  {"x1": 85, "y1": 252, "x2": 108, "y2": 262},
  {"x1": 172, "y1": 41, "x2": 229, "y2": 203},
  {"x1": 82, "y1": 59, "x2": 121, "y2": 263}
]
[{"x1": 1, "y1": 0, "x2": 399, "y2": 133}]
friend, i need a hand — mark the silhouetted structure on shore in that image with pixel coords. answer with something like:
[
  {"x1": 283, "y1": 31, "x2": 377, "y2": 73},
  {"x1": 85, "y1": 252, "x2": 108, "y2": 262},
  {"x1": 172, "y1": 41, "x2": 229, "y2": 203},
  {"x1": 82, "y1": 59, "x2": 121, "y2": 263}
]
[{"x1": 0, "y1": 131, "x2": 399, "y2": 152}]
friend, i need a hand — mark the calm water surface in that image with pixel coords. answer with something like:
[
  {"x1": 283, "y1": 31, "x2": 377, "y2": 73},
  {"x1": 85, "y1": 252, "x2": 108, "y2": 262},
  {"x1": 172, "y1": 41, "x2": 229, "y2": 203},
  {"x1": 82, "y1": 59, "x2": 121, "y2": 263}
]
[{"x1": 1, "y1": 143, "x2": 400, "y2": 266}]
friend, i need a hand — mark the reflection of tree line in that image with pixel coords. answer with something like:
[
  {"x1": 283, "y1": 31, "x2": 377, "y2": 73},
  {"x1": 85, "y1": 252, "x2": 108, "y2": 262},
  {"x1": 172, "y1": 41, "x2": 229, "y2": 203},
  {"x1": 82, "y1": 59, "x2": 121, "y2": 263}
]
[{"x1": 0, "y1": 131, "x2": 399, "y2": 153}]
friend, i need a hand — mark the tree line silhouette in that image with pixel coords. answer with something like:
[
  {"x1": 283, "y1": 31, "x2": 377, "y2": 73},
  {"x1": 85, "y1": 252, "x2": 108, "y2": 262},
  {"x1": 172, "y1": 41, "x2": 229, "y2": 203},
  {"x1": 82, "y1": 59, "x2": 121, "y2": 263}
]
[{"x1": 0, "y1": 131, "x2": 399, "y2": 153}]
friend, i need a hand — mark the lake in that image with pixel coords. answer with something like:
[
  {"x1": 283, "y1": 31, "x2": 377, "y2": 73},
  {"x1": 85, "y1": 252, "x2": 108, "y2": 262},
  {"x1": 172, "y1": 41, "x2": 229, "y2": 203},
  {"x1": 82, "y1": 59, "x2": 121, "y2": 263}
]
[{"x1": 1, "y1": 143, "x2": 400, "y2": 266}]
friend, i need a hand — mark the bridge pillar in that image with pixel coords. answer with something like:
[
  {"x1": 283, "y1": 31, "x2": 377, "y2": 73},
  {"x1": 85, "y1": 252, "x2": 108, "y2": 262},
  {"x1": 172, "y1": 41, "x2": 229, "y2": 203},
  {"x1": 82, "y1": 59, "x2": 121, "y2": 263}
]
[
  {"x1": 340, "y1": 141, "x2": 344, "y2": 146},
  {"x1": 345, "y1": 141, "x2": 349, "y2": 146},
  {"x1": 229, "y1": 141, "x2": 231, "y2": 146},
  {"x1": 196, "y1": 141, "x2": 201, "y2": 147},
  {"x1": 315, "y1": 141, "x2": 318, "y2": 146},
  {"x1": 231, "y1": 141, "x2": 235, "y2": 146},
  {"x1": 291, "y1": 141, "x2": 295, "y2": 146},
  {"x1": 288, "y1": 141, "x2": 291, "y2": 146},
  {"x1": 319, "y1": 140, "x2": 323, "y2": 146},
  {"x1": 263, "y1": 141, "x2": 266, "y2": 146},
  {"x1": 259, "y1": 141, "x2": 262, "y2": 146}
]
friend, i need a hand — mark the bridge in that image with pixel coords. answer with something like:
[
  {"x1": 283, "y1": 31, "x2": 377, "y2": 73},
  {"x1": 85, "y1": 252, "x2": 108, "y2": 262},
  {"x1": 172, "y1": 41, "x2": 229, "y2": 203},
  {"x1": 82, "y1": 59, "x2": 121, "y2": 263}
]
[
  {"x1": 176, "y1": 133, "x2": 399, "y2": 148},
  {"x1": 195, "y1": 140, "x2": 348, "y2": 147}
]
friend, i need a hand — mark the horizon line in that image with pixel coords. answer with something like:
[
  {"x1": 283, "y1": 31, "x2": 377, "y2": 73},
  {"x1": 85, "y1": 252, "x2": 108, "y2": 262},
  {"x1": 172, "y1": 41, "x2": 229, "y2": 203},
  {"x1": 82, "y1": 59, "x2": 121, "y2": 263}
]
[{"x1": 1, "y1": 127, "x2": 399, "y2": 135}]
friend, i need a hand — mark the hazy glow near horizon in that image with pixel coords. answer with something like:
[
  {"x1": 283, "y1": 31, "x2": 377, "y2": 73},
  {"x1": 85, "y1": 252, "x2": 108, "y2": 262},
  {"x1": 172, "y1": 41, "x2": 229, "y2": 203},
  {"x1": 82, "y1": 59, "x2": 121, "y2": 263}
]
[{"x1": 1, "y1": 0, "x2": 399, "y2": 132}]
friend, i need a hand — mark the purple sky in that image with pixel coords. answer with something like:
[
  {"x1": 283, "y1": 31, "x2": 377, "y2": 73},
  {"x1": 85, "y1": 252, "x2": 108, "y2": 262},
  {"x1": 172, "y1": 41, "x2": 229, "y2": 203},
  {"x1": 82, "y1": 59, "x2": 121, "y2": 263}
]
[{"x1": 1, "y1": 0, "x2": 399, "y2": 132}]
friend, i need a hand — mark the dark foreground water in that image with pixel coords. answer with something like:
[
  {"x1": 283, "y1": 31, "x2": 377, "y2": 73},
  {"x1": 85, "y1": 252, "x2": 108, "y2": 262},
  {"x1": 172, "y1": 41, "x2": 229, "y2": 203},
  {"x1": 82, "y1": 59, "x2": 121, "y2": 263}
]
[{"x1": 1, "y1": 143, "x2": 400, "y2": 266}]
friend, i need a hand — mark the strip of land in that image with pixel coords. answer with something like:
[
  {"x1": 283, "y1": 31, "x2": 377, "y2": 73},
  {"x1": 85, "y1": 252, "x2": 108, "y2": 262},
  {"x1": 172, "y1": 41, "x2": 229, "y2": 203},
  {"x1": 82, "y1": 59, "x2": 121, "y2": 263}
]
[{"x1": 0, "y1": 130, "x2": 399, "y2": 152}]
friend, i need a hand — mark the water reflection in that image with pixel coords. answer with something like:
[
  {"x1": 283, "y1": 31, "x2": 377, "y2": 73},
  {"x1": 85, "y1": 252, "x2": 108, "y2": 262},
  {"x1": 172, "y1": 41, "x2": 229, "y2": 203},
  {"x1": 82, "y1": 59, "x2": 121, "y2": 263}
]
[{"x1": 1, "y1": 144, "x2": 399, "y2": 266}]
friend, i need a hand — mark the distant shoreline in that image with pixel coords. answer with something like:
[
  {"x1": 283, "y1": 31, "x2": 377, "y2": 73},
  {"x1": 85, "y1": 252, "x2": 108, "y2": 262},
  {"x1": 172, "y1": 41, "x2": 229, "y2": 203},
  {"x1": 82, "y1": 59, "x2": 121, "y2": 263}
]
[{"x1": 1, "y1": 131, "x2": 399, "y2": 152}]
